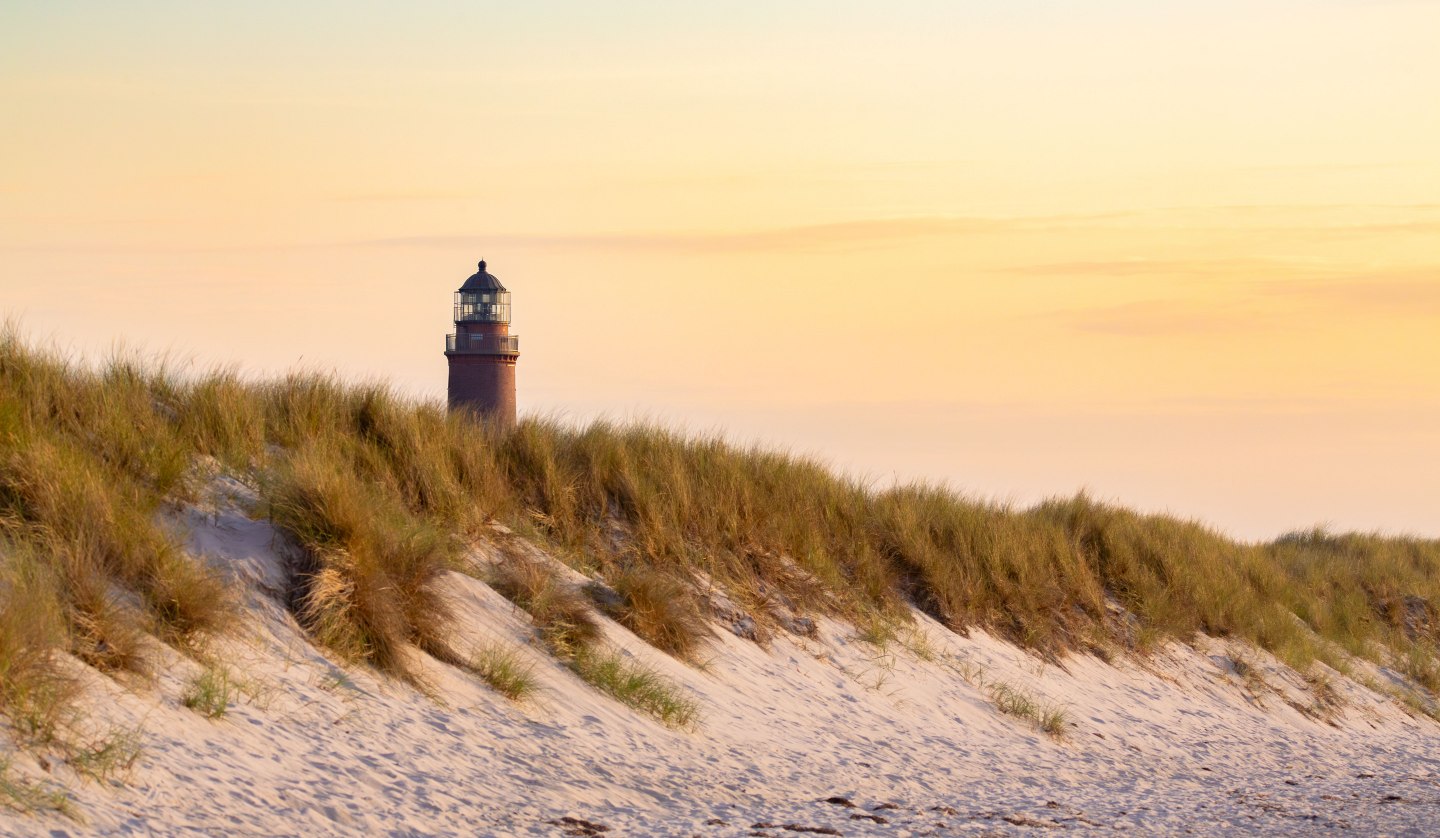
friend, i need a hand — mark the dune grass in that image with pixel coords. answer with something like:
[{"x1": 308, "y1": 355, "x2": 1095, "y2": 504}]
[
  {"x1": 570, "y1": 649, "x2": 700, "y2": 729},
  {"x1": 0, "y1": 540, "x2": 74, "y2": 745},
  {"x1": 0, "y1": 333, "x2": 231, "y2": 703},
  {"x1": 0, "y1": 757, "x2": 73, "y2": 817},
  {"x1": 468, "y1": 643, "x2": 541, "y2": 702},
  {"x1": 593, "y1": 567, "x2": 711, "y2": 662},
  {"x1": 182, "y1": 664, "x2": 238, "y2": 719},
  {"x1": 0, "y1": 326, "x2": 1438, "y2": 740},
  {"x1": 263, "y1": 440, "x2": 465, "y2": 680},
  {"x1": 487, "y1": 556, "x2": 602, "y2": 657},
  {"x1": 988, "y1": 681, "x2": 1068, "y2": 739},
  {"x1": 66, "y1": 728, "x2": 141, "y2": 785}
]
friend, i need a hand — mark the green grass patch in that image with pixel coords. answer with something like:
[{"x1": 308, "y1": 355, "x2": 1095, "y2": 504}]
[
  {"x1": 988, "y1": 681, "x2": 1068, "y2": 739},
  {"x1": 66, "y1": 727, "x2": 141, "y2": 785},
  {"x1": 0, "y1": 756, "x2": 74, "y2": 818},
  {"x1": 571, "y1": 649, "x2": 699, "y2": 729},
  {"x1": 469, "y1": 643, "x2": 540, "y2": 701},
  {"x1": 182, "y1": 664, "x2": 238, "y2": 719}
]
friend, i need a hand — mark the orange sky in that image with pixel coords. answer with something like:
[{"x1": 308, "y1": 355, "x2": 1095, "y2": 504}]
[{"x1": 3, "y1": 1, "x2": 1437, "y2": 539}]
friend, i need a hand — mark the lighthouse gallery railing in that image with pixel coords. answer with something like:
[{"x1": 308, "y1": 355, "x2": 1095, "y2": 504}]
[{"x1": 446, "y1": 333, "x2": 520, "y2": 354}]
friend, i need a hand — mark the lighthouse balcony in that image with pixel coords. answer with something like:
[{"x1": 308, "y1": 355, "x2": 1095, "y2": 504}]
[{"x1": 446, "y1": 333, "x2": 520, "y2": 355}]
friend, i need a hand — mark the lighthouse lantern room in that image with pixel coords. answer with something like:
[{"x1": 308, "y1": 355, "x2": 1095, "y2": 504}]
[{"x1": 445, "y1": 260, "x2": 519, "y2": 425}]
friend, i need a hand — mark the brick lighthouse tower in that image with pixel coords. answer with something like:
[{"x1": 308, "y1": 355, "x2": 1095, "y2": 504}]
[{"x1": 445, "y1": 260, "x2": 519, "y2": 425}]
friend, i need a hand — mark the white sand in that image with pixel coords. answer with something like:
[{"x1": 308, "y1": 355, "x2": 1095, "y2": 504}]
[{"x1": 4, "y1": 479, "x2": 1439, "y2": 836}]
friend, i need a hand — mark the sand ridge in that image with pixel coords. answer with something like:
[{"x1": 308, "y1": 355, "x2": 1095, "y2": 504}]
[{"x1": 2, "y1": 481, "x2": 1438, "y2": 836}]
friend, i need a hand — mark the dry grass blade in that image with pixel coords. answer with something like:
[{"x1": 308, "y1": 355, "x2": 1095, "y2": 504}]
[
  {"x1": 487, "y1": 557, "x2": 601, "y2": 657},
  {"x1": 595, "y1": 567, "x2": 710, "y2": 662},
  {"x1": 0, "y1": 326, "x2": 1438, "y2": 754}
]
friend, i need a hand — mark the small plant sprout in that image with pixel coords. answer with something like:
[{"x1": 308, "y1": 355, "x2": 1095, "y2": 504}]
[
  {"x1": 67, "y1": 728, "x2": 142, "y2": 784},
  {"x1": 0, "y1": 757, "x2": 74, "y2": 818},
  {"x1": 183, "y1": 664, "x2": 238, "y2": 719},
  {"x1": 469, "y1": 643, "x2": 540, "y2": 702},
  {"x1": 988, "y1": 681, "x2": 1069, "y2": 739}
]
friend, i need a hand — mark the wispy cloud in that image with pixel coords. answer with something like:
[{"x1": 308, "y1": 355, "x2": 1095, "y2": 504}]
[
  {"x1": 1221, "y1": 162, "x2": 1420, "y2": 175},
  {"x1": 1049, "y1": 270, "x2": 1440, "y2": 337},
  {"x1": 1002, "y1": 257, "x2": 1284, "y2": 278},
  {"x1": 9, "y1": 205, "x2": 1440, "y2": 258},
  {"x1": 0, "y1": 215, "x2": 1084, "y2": 255},
  {"x1": 1263, "y1": 274, "x2": 1440, "y2": 315},
  {"x1": 354, "y1": 214, "x2": 1130, "y2": 253},
  {"x1": 329, "y1": 191, "x2": 486, "y2": 203},
  {"x1": 1056, "y1": 299, "x2": 1267, "y2": 337}
]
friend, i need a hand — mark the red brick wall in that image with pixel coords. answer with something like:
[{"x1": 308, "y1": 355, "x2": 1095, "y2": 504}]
[{"x1": 447, "y1": 355, "x2": 517, "y2": 426}]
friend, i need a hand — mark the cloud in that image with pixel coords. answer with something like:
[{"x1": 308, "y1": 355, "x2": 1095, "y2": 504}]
[
  {"x1": 1055, "y1": 299, "x2": 1266, "y2": 337},
  {"x1": 1262, "y1": 274, "x2": 1440, "y2": 316},
  {"x1": 1002, "y1": 258, "x2": 1283, "y2": 278},
  {"x1": 1, "y1": 213, "x2": 1107, "y2": 256},
  {"x1": 354, "y1": 214, "x2": 1128, "y2": 253},
  {"x1": 1222, "y1": 162, "x2": 1419, "y2": 175},
  {"x1": 329, "y1": 191, "x2": 485, "y2": 203},
  {"x1": 1049, "y1": 270, "x2": 1440, "y2": 338},
  {"x1": 4, "y1": 216, "x2": 1049, "y2": 256}
]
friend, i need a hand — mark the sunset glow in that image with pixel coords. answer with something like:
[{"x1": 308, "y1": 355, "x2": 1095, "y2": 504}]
[{"x1": 3, "y1": 1, "x2": 1437, "y2": 538}]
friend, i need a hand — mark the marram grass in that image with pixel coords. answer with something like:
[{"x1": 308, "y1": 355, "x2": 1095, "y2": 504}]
[
  {"x1": 570, "y1": 648, "x2": 700, "y2": 729},
  {"x1": 1, "y1": 325, "x2": 1439, "y2": 739},
  {"x1": 468, "y1": 643, "x2": 541, "y2": 702}
]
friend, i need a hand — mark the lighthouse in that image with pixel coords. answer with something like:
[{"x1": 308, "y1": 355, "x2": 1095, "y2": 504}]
[{"x1": 445, "y1": 260, "x2": 519, "y2": 426}]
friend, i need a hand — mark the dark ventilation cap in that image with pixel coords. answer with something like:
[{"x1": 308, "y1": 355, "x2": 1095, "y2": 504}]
[{"x1": 460, "y1": 259, "x2": 507, "y2": 293}]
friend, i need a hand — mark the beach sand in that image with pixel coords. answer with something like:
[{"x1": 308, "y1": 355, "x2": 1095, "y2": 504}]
[{"x1": 4, "y1": 480, "x2": 1437, "y2": 836}]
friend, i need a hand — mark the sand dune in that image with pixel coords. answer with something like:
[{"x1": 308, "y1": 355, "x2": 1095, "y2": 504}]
[{"x1": 3, "y1": 479, "x2": 1438, "y2": 836}]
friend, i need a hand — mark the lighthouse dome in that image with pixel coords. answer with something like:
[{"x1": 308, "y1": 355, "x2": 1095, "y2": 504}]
[
  {"x1": 453, "y1": 259, "x2": 513, "y2": 325},
  {"x1": 460, "y1": 260, "x2": 508, "y2": 293}
]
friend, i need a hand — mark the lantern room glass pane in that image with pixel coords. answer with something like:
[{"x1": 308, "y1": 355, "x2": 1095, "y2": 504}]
[{"x1": 453, "y1": 291, "x2": 512, "y2": 323}]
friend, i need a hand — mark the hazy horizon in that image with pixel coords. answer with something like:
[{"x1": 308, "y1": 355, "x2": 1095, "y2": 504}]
[{"x1": 3, "y1": 1, "x2": 1437, "y2": 541}]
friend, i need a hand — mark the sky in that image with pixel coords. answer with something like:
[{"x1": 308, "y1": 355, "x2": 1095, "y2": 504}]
[{"x1": 2, "y1": 0, "x2": 1437, "y2": 540}]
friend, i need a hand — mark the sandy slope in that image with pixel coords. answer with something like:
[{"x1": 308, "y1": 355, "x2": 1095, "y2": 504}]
[{"x1": 3, "y1": 480, "x2": 1439, "y2": 837}]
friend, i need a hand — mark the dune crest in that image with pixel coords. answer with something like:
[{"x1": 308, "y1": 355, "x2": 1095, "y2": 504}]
[{"x1": 2, "y1": 474, "x2": 1436, "y2": 835}]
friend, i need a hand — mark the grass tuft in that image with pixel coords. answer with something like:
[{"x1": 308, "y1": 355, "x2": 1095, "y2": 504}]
[
  {"x1": 182, "y1": 664, "x2": 238, "y2": 719},
  {"x1": 1401, "y1": 641, "x2": 1440, "y2": 693},
  {"x1": 570, "y1": 649, "x2": 700, "y2": 729},
  {"x1": 1037, "y1": 706, "x2": 1069, "y2": 738},
  {"x1": 265, "y1": 442, "x2": 459, "y2": 679},
  {"x1": 488, "y1": 558, "x2": 601, "y2": 657},
  {"x1": 0, "y1": 756, "x2": 74, "y2": 818},
  {"x1": 853, "y1": 613, "x2": 902, "y2": 649},
  {"x1": 988, "y1": 681, "x2": 1068, "y2": 739},
  {"x1": 66, "y1": 728, "x2": 141, "y2": 785},
  {"x1": 1299, "y1": 670, "x2": 1344, "y2": 723},
  {"x1": 469, "y1": 643, "x2": 540, "y2": 701},
  {"x1": 1228, "y1": 652, "x2": 1270, "y2": 700},
  {"x1": 0, "y1": 541, "x2": 74, "y2": 744},
  {"x1": 595, "y1": 567, "x2": 710, "y2": 662}
]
